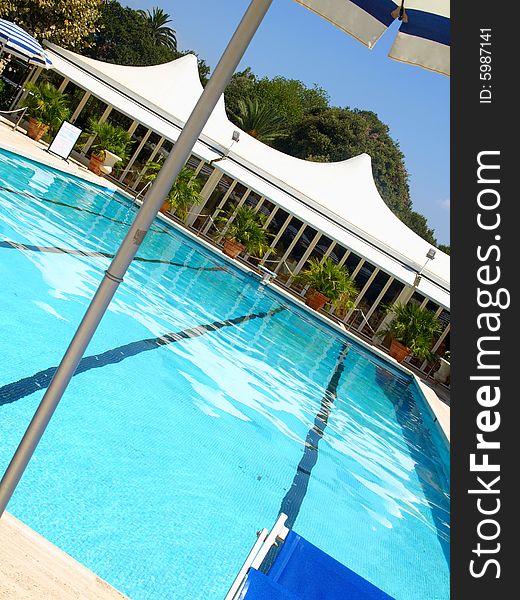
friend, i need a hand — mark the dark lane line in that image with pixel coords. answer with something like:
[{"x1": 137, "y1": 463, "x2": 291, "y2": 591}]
[
  {"x1": 0, "y1": 184, "x2": 168, "y2": 233},
  {"x1": 278, "y1": 343, "x2": 350, "y2": 529},
  {"x1": 0, "y1": 240, "x2": 226, "y2": 271},
  {"x1": 0, "y1": 306, "x2": 286, "y2": 407}
]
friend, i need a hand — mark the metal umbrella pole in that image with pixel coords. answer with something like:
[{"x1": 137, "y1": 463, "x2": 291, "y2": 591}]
[{"x1": 0, "y1": 0, "x2": 273, "y2": 517}]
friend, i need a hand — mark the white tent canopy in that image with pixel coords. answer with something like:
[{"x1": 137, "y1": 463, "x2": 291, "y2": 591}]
[{"x1": 44, "y1": 43, "x2": 450, "y2": 309}]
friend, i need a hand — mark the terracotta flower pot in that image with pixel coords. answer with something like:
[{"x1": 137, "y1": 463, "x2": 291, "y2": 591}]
[
  {"x1": 88, "y1": 151, "x2": 122, "y2": 177},
  {"x1": 27, "y1": 118, "x2": 49, "y2": 142},
  {"x1": 306, "y1": 288, "x2": 329, "y2": 311},
  {"x1": 88, "y1": 153, "x2": 104, "y2": 176},
  {"x1": 159, "y1": 200, "x2": 171, "y2": 214},
  {"x1": 223, "y1": 238, "x2": 245, "y2": 258},
  {"x1": 389, "y1": 339, "x2": 411, "y2": 363}
]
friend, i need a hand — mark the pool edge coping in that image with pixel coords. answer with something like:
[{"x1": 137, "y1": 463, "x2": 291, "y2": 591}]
[{"x1": 0, "y1": 511, "x2": 128, "y2": 599}]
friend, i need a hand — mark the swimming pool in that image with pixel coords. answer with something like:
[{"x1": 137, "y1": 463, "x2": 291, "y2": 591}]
[{"x1": 0, "y1": 148, "x2": 449, "y2": 599}]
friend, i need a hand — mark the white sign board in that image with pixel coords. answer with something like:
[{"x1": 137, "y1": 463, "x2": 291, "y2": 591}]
[{"x1": 48, "y1": 121, "x2": 82, "y2": 160}]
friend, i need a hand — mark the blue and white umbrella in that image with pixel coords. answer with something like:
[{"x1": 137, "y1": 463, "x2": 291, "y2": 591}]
[
  {"x1": 295, "y1": 0, "x2": 450, "y2": 75},
  {"x1": 0, "y1": 19, "x2": 53, "y2": 69}
]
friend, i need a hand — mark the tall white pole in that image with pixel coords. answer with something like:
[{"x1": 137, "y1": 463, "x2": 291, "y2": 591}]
[{"x1": 0, "y1": 0, "x2": 273, "y2": 517}]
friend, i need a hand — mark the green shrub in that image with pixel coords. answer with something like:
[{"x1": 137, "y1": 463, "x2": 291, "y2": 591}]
[
  {"x1": 381, "y1": 302, "x2": 442, "y2": 361},
  {"x1": 217, "y1": 205, "x2": 271, "y2": 257},
  {"x1": 295, "y1": 257, "x2": 358, "y2": 308},
  {"x1": 86, "y1": 118, "x2": 133, "y2": 163},
  {"x1": 21, "y1": 81, "x2": 70, "y2": 133}
]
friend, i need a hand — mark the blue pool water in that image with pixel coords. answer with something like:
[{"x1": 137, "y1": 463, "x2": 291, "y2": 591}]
[{"x1": 0, "y1": 149, "x2": 449, "y2": 599}]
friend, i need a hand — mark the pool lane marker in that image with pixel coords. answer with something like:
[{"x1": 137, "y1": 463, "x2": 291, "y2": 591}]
[
  {"x1": 0, "y1": 240, "x2": 226, "y2": 271},
  {"x1": 278, "y1": 343, "x2": 350, "y2": 529},
  {"x1": 0, "y1": 184, "x2": 168, "y2": 233},
  {"x1": 0, "y1": 306, "x2": 286, "y2": 407}
]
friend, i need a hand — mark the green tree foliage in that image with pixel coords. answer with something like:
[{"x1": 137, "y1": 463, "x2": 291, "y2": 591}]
[
  {"x1": 84, "y1": 1, "x2": 175, "y2": 66},
  {"x1": 233, "y1": 98, "x2": 287, "y2": 143},
  {"x1": 276, "y1": 107, "x2": 412, "y2": 217},
  {"x1": 0, "y1": 0, "x2": 100, "y2": 49},
  {"x1": 225, "y1": 70, "x2": 329, "y2": 132},
  {"x1": 83, "y1": 1, "x2": 208, "y2": 82},
  {"x1": 223, "y1": 68, "x2": 444, "y2": 244},
  {"x1": 137, "y1": 7, "x2": 177, "y2": 51},
  {"x1": 438, "y1": 244, "x2": 450, "y2": 255},
  {"x1": 399, "y1": 210, "x2": 437, "y2": 245}
]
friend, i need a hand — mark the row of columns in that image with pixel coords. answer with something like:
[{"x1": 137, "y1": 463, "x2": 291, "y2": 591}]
[{"x1": 18, "y1": 74, "x2": 449, "y2": 373}]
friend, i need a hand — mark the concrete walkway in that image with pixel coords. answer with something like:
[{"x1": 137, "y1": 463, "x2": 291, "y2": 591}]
[{"x1": 0, "y1": 513, "x2": 128, "y2": 599}]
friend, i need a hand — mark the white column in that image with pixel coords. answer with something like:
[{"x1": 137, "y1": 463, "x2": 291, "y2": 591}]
[
  {"x1": 431, "y1": 322, "x2": 450, "y2": 355},
  {"x1": 262, "y1": 205, "x2": 279, "y2": 229},
  {"x1": 187, "y1": 167, "x2": 223, "y2": 227},
  {"x1": 260, "y1": 212, "x2": 292, "y2": 265},
  {"x1": 420, "y1": 307, "x2": 447, "y2": 370},
  {"x1": 70, "y1": 91, "x2": 91, "y2": 123},
  {"x1": 373, "y1": 284, "x2": 415, "y2": 341},
  {"x1": 216, "y1": 188, "x2": 252, "y2": 241},
  {"x1": 300, "y1": 239, "x2": 337, "y2": 296},
  {"x1": 253, "y1": 197, "x2": 265, "y2": 213},
  {"x1": 286, "y1": 231, "x2": 321, "y2": 286},
  {"x1": 200, "y1": 178, "x2": 237, "y2": 234},
  {"x1": 57, "y1": 77, "x2": 69, "y2": 93},
  {"x1": 330, "y1": 258, "x2": 364, "y2": 319},
  {"x1": 127, "y1": 120, "x2": 139, "y2": 136},
  {"x1": 343, "y1": 267, "x2": 380, "y2": 323},
  {"x1": 357, "y1": 275, "x2": 394, "y2": 332},
  {"x1": 119, "y1": 128, "x2": 152, "y2": 182},
  {"x1": 274, "y1": 223, "x2": 307, "y2": 274},
  {"x1": 131, "y1": 137, "x2": 165, "y2": 190},
  {"x1": 9, "y1": 66, "x2": 43, "y2": 110}
]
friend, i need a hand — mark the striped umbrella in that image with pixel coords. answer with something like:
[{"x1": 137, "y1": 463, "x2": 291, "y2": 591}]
[
  {"x1": 0, "y1": 19, "x2": 52, "y2": 68},
  {"x1": 295, "y1": 0, "x2": 450, "y2": 75}
]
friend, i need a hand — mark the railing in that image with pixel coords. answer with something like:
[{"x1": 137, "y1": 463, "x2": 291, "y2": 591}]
[
  {"x1": 134, "y1": 180, "x2": 151, "y2": 201},
  {"x1": 0, "y1": 106, "x2": 27, "y2": 130}
]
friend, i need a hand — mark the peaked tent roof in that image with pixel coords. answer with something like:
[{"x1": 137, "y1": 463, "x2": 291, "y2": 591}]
[{"x1": 44, "y1": 44, "x2": 450, "y2": 308}]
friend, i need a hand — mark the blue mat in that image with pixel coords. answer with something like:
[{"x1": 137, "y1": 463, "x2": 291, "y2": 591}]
[
  {"x1": 240, "y1": 569, "x2": 300, "y2": 600},
  {"x1": 242, "y1": 530, "x2": 394, "y2": 600}
]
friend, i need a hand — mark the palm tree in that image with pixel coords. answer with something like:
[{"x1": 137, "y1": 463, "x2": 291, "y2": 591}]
[
  {"x1": 139, "y1": 7, "x2": 177, "y2": 51},
  {"x1": 233, "y1": 98, "x2": 287, "y2": 144}
]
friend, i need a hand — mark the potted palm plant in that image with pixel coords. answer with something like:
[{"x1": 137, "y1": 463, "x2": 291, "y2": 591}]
[
  {"x1": 85, "y1": 118, "x2": 133, "y2": 176},
  {"x1": 295, "y1": 257, "x2": 358, "y2": 312},
  {"x1": 217, "y1": 205, "x2": 271, "y2": 259},
  {"x1": 163, "y1": 166, "x2": 202, "y2": 219},
  {"x1": 21, "y1": 81, "x2": 70, "y2": 141},
  {"x1": 142, "y1": 162, "x2": 202, "y2": 220},
  {"x1": 380, "y1": 302, "x2": 442, "y2": 363}
]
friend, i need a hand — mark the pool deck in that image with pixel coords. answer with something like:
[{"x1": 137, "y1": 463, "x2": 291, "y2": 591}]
[
  {"x1": 0, "y1": 512, "x2": 128, "y2": 599},
  {"x1": 0, "y1": 117, "x2": 121, "y2": 191}
]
